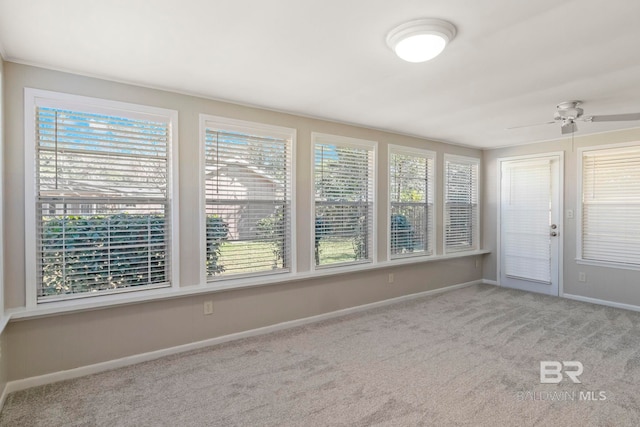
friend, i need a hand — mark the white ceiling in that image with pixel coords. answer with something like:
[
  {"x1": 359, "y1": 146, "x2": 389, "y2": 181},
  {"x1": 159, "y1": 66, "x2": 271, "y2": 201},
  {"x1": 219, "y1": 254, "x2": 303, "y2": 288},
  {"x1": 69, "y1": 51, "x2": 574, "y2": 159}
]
[{"x1": 1, "y1": 0, "x2": 640, "y2": 149}]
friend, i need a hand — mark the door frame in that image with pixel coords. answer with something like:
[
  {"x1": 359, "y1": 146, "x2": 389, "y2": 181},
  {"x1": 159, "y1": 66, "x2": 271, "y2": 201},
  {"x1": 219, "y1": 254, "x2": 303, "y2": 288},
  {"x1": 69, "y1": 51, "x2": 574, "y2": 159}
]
[{"x1": 496, "y1": 152, "x2": 564, "y2": 296}]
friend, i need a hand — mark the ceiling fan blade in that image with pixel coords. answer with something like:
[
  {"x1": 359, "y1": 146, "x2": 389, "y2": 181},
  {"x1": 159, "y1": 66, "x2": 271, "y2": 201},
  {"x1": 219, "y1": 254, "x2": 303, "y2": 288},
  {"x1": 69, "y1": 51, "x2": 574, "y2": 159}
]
[
  {"x1": 561, "y1": 121, "x2": 577, "y2": 135},
  {"x1": 587, "y1": 113, "x2": 640, "y2": 122},
  {"x1": 506, "y1": 121, "x2": 555, "y2": 130}
]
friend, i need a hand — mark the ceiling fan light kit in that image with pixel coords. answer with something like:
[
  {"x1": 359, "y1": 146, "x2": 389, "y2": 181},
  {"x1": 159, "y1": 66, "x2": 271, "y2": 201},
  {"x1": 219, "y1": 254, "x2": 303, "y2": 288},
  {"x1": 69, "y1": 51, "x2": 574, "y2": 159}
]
[
  {"x1": 386, "y1": 18, "x2": 456, "y2": 63},
  {"x1": 554, "y1": 101, "x2": 583, "y2": 121}
]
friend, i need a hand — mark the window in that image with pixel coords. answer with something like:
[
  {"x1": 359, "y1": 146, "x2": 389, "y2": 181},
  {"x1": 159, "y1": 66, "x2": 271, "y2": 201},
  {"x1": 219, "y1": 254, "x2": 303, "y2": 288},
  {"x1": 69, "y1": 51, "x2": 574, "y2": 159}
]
[
  {"x1": 201, "y1": 115, "x2": 294, "y2": 280},
  {"x1": 313, "y1": 133, "x2": 376, "y2": 267},
  {"x1": 25, "y1": 89, "x2": 179, "y2": 304},
  {"x1": 580, "y1": 144, "x2": 640, "y2": 267},
  {"x1": 444, "y1": 155, "x2": 479, "y2": 253},
  {"x1": 389, "y1": 146, "x2": 435, "y2": 258},
  {"x1": 0, "y1": 64, "x2": 3, "y2": 317}
]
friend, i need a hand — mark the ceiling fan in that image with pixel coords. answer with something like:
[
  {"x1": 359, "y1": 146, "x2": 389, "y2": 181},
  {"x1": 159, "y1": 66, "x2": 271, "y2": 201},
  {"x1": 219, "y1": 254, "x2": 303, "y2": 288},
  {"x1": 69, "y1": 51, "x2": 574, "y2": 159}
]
[{"x1": 510, "y1": 101, "x2": 640, "y2": 135}]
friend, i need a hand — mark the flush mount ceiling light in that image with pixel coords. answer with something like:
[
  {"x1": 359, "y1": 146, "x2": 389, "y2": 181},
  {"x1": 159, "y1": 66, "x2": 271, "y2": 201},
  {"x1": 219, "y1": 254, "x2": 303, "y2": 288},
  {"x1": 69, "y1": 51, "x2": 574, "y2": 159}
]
[{"x1": 386, "y1": 18, "x2": 456, "y2": 63}]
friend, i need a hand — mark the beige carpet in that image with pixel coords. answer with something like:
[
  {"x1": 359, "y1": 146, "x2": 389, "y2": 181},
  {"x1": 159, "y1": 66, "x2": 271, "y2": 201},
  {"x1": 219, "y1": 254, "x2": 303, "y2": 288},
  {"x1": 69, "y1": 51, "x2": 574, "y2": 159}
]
[{"x1": 3, "y1": 284, "x2": 640, "y2": 426}]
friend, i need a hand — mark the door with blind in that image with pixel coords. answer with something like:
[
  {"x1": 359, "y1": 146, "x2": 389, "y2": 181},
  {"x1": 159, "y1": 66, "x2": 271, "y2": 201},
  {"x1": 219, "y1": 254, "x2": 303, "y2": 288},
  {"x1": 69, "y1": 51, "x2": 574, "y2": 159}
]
[{"x1": 499, "y1": 155, "x2": 562, "y2": 295}]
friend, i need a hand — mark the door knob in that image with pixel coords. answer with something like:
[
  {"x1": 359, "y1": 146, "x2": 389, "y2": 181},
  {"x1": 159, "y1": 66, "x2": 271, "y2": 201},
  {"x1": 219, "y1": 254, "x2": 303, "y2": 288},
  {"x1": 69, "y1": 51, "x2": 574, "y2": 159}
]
[
  {"x1": 551, "y1": 224, "x2": 557, "y2": 229},
  {"x1": 551, "y1": 231, "x2": 558, "y2": 237}
]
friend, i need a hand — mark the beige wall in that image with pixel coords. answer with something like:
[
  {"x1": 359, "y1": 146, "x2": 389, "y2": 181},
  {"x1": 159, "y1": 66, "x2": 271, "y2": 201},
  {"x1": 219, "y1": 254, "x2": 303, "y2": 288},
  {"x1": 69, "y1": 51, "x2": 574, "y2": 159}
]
[
  {"x1": 6, "y1": 258, "x2": 481, "y2": 381},
  {"x1": 2, "y1": 62, "x2": 483, "y2": 381},
  {"x1": 0, "y1": 55, "x2": 7, "y2": 396},
  {"x1": 483, "y1": 127, "x2": 640, "y2": 305}
]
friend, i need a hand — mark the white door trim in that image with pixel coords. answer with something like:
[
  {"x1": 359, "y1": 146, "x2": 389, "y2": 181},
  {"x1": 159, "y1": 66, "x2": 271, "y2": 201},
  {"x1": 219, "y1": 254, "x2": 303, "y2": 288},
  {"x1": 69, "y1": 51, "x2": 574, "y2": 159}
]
[{"x1": 496, "y1": 152, "x2": 564, "y2": 296}]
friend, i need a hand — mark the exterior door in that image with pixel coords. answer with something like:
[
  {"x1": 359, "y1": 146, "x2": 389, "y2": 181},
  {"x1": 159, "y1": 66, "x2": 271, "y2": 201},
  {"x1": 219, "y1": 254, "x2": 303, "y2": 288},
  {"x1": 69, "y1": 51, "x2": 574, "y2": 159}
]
[{"x1": 499, "y1": 155, "x2": 562, "y2": 296}]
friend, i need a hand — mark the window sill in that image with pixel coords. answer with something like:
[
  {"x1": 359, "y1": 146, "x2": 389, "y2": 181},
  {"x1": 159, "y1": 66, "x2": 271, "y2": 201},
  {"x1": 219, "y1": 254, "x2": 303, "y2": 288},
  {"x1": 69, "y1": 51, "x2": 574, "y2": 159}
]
[{"x1": 7, "y1": 249, "x2": 490, "y2": 322}]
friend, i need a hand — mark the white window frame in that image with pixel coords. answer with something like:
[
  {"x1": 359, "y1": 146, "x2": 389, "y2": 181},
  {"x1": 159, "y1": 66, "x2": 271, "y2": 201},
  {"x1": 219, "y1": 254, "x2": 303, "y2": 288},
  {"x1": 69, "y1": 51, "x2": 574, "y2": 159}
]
[
  {"x1": 443, "y1": 154, "x2": 480, "y2": 254},
  {"x1": 0, "y1": 65, "x2": 4, "y2": 320},
  {"x1": 24, "y1": 88, "x2": 180, "y2": 308},
  {"x1": 199, "y1": 114, "x2": 296, "y2": 285},
  {"x1": 311, "y1": 132, "x2": 377, "y2": 271},
  {"x1": 577, "y1": 141, "x2": 640, "y2": 271},
  {"x1": 387, "y1": 145, "x2": 436, "y2": 260}
]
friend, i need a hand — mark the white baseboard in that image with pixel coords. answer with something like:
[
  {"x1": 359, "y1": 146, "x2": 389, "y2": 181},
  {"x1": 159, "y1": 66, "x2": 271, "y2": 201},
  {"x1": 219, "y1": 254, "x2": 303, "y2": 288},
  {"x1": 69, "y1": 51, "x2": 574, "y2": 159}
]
[
  {"x1": 3, "y1": 279, "x2": 482, "y2": 397},
  {"x1": 482, "y1": 279, "x2": 498, "y2": 286},
  {"x1": 562, "y1": 293, "x2": 640, "y2": 313}
]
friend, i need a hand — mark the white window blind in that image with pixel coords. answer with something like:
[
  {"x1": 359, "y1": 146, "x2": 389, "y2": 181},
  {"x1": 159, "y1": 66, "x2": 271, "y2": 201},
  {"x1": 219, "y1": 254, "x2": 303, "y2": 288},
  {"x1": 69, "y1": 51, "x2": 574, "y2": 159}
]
[
  {"x1": 31, "y1": 97, "x2": 176, "y2": 302},
  {"x1": 314, "y1": 134, "x2": 375, "y2": 267},
  {"x1": 203, "y1": 119, "x2": 293, "y2": 279},
  {"x1": 444, "y1": 155, "x2": 479, "y2": 253},
  {"x1": 582, "y1": 145, "x2": 640, "y2": 266},
  {"x1": 389, "y1": 147, "x2": 434, "y2": 258},
  {"x1": 501, "y1": 159, "x2": 552, "y2": 283}
]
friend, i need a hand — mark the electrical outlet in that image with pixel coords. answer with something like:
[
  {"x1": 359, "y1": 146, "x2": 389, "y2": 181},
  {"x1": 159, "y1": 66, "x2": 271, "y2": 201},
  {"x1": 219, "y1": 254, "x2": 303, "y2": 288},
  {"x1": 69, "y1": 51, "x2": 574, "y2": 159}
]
[
  {"x1": 567, "y1": 209, "x2": 574, "y2": 219},
  {"x1": 388, "y1": 273, "x2": 394, "y2": 284},
  {"x1": 578, "y1": 272, "x2": 586, "y2": 283},
  {"x1": 203, "y1": 300, "x2": 214, "y2": 315}
]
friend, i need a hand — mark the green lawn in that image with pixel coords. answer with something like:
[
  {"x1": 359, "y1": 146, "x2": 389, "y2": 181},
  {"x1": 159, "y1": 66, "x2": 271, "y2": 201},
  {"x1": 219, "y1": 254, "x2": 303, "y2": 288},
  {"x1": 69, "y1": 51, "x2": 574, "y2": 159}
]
[
  {"x1": 316, "y1": 239, "x2": 358, "y2": 265},
  {"x1": 218, "y1": 240, "x2": 280, "y2": 274},
  {"x1": 217, "y1": 238, "x2": 359, "y2": 274}
]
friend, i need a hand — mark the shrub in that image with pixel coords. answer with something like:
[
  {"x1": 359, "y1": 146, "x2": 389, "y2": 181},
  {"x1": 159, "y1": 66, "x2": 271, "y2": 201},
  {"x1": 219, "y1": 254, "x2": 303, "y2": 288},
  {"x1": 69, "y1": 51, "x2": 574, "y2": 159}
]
[
  {"x1": 256, "y1": 207, "x2": 286, "y2": 269},
  {"x1": 314, "y1": 217, "x2": 330, "y2": 264},
  {"x1": 206, "y1": 215, "x2": 229, "y2": 275},
  {"x1": 390, "y1": 214, "x2": 415, "y2": 254},
  {"x1": 40, "y1": 214, "x2": 228, "y2": 296}
]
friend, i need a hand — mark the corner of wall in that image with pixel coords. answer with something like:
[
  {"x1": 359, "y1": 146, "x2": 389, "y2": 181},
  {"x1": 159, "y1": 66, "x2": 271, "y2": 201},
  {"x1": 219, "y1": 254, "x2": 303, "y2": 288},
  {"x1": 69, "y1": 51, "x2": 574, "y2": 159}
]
[{"x1": 0, "y1": 53, "x2": 8, "y2": 412}]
